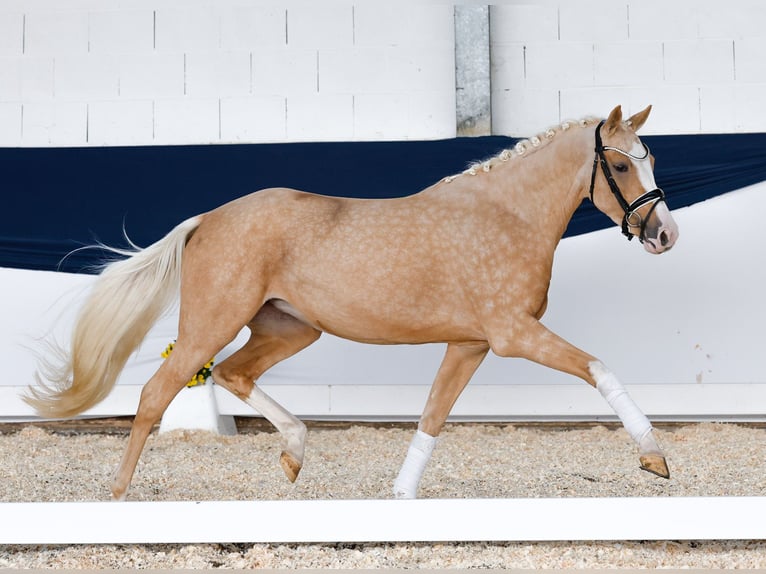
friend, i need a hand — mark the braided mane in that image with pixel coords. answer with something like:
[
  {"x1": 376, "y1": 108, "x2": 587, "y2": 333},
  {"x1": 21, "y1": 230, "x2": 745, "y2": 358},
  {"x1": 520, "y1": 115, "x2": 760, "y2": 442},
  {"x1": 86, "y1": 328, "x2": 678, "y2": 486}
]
[{"x1": 443, "y1": 116, "x2": 601, "y2": 183}]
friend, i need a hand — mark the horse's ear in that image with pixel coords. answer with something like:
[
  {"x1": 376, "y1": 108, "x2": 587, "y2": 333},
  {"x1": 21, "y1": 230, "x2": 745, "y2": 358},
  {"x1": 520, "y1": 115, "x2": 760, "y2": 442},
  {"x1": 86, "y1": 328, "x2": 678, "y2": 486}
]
[
  {"x1": 626, "y1": 105, "x2": 652, "y2": 132},
  {"x1": 604, "y1": 105, "x2": 623, "y2": 135}
]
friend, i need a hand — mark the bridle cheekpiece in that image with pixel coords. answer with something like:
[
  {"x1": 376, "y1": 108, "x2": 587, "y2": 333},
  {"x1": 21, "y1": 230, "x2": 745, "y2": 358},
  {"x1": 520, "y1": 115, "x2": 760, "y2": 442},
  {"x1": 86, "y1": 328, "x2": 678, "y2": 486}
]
[{"x1": 588, "y1": 120, "x2": 666, "y2": 242}]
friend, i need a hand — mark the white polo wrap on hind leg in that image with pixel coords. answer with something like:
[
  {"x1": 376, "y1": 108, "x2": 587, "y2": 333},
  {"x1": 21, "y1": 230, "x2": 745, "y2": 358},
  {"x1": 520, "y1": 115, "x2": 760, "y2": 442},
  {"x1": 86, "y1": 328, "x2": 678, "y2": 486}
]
[
  {"x1": 590, "y1": 361, "x2": 652, "y2": 445},
  {"x1": 393, "y1": 430, "x2": 437, "y2": 499}
]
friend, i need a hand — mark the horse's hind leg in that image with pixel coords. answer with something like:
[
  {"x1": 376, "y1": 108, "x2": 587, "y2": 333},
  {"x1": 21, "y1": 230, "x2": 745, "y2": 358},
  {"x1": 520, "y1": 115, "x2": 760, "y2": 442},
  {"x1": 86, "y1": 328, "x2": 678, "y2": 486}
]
[
  {"x1": 393, "y1": 342, "x2": 489, "y2": 499},
  {"x1": 212, "y1": 302, "x2": 321, "y2": 483},
  {"x1": 111, "y1": 340, "x2": 227, "y2": 500}
]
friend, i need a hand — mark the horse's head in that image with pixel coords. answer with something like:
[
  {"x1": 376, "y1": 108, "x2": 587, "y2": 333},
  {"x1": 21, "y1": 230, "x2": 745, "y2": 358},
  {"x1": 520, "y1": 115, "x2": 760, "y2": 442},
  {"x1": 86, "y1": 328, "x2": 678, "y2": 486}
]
[{"x1": 588, "y1": 105, "x2": 678, "y2": 254}]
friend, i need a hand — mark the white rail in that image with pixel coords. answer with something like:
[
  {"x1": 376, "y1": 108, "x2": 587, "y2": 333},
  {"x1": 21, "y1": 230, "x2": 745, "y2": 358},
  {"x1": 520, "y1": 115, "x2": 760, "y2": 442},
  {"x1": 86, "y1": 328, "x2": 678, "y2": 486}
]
[{"x1": 1, "y1": 497, "x2": 765, "y2": 544}]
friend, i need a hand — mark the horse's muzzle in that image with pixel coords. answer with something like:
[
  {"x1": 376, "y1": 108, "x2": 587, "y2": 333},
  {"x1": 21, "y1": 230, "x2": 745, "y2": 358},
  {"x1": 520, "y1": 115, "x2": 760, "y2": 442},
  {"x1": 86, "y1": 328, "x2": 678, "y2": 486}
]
[{"x1": 642, "y1": 202, "x2": 679, "y2": 254}]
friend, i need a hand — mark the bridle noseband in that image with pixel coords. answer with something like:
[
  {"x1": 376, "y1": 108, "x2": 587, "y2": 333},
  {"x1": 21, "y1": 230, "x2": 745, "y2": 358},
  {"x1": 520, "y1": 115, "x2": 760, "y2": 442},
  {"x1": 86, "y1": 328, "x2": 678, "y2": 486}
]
[{"x1": 588, "y1": 120, "x2": 666, "y2": 242}]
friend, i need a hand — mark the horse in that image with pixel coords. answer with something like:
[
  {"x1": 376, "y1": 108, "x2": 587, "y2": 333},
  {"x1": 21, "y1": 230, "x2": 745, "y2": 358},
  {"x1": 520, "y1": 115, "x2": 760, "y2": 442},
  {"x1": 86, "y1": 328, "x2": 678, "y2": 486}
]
[{"x1": 25, "y1": 104, "x2": 679, "y2": 501}]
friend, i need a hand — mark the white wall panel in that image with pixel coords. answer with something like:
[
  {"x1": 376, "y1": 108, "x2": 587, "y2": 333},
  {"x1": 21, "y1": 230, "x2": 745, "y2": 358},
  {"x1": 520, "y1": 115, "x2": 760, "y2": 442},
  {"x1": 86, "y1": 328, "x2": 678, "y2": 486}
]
[
  {"x1": 286, "y1": 94, "x2": 353, "y2": 142},
  {"x1": 628, "y1": 1, "x2": 698, "y2": 41},
  {"x1": 287, "y1": 6, "x2": 353, "y2": 49},
  {"x1": 220, "y1": 96, "x2": 286, "y2": 143},
  {"x1": 219, "y1": 6, "x2": 286, "y2": 50},
  {"x1": 732, "y1": 85, "x2": 766, "y2": 129},
  {"x1": 406, "y1": 91, "x2": 457, "y2": 140},
  {"x1": 21, "y1": 101, "x2": 86, "y2": 145},
  {"x1": 88, "y1": 100, "x2": 153, "y2": 146},
  {"x1": 559, "y1": 86, "x2": 702, "y2": 134},
  {"x1": 185, "y1": 52, "x2": 251, "y2": 98},
  {"x1": 88, "y1": 10, "x2": 154, "y2": 55},
  {"x1": 118, "y1": 53, "x2": 184, "y2": 99},
  {"x1": 701, "y1": 84, "x2": 766, "y2": 132},
  {"x1": 353, "y1": 5, "x2": 453, "y2": 48},
  {"x1": 0, "y1": 3, "x2": 763, "y2": 144},
  {"x1": 321, "y1": 47, "x2": 389, "y2": 94},
  {"x1": 251, "y1": 48, "x2": 316, "y2": 96},
  {"x1": 593, "y1": 42, "x2": 663, "y2": 86},
  {"x1": 523, "y1": 42, "x2": 594, "y2": 89},
  {"x1": 696, "y1": 0, "x2": 766, "y2": 39},
  {"x1": 735, "y1": 37, "x2": 766, "y2": 83},
  {"x1": 663, "y1": 40, "x2": 734, "y2": 84},
  {"x1": 153, "y1": 98, "x2": 219, "y2": 145},
  {"x1": 0, "y1": 103, "x2": 21, "y2": 144},
  {"x1": 24, "y1": 11, "x2": 89, "y2": 55},
  {"x1": 491, "y1": 89, "x2": 559, "y2": 136},
  {"x1": 0, "y1": 57, "x2": 54, "y2": 100},
  {"x1": 354, "y1": 92, "x2": 455, "y2": 141},
  {"x1": 154, "y1": 7, "x2": 219, "y2": 53},
  {"x1": 490, "y1": 4, "x2": 558, "y2": 44},
  {"x1": 403, "y1": 48, "x2": 455, "y2": 92},
  {"x1": 492, "y1": 1, "x2": 766, "y2": 135},
  {"x1": 352, "y1": 5, "x2": 403, "y2": 47},
  {"x1": 489, "y1": 44, "x2": 524, "y2": 93},
  {"x1": 54, "y1": 54, "x2": 119, "y2": 100},
  {"x1": 699, "y1": 85, "x2": 737, "y2": 133},
  {"x1": 558, "y1": 1, "x2": 628, "y2": 42},
  {"x1": 0, "y1": 2, "x2": 455, "y2": 145},
  {"x1": 0, "y1": 12, "x2": 23, "y2": 55}
]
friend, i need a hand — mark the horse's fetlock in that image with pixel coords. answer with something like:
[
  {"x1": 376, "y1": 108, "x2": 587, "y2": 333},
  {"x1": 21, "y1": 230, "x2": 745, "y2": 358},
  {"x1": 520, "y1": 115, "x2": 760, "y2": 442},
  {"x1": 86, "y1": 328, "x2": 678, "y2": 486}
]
[{"x1": 285, "y1": 423, "x2": 306, "y2": 448}]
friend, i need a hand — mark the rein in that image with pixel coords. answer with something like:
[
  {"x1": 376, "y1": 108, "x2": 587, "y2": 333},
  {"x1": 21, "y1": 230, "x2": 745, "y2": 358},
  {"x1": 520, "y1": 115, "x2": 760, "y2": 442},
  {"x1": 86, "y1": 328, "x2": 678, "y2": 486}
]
[{"x1": 588, "y1": 120, "x2": 666, "y2": 242}]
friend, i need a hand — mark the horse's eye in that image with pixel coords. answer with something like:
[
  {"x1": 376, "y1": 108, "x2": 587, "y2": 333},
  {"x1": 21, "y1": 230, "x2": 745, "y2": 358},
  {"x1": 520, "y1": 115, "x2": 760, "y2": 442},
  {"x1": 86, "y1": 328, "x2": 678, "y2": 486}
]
[{"x1": 613, "y1": 162, "x2": 629, "y2": 173}]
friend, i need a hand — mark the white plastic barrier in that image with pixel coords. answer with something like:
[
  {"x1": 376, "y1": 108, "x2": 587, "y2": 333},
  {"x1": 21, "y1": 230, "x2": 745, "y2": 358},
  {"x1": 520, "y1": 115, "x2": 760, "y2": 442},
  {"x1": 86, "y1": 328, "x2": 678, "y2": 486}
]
[{"x1": 1, "y1": 497, "x2": 765, "y2": 544}]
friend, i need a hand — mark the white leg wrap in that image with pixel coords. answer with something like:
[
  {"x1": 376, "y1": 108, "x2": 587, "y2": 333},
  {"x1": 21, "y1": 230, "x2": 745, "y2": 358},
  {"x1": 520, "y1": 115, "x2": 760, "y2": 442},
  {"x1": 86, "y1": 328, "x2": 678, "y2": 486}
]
[
  {"x1": 245, "y1": 387, "x2": 306, "y2": 460},
  {"x1": 393, "y1": 430, "x2": 437, "y2": 499},
  {"x1": 590, "y1": 361, "x2": 652, "y2": 445}
]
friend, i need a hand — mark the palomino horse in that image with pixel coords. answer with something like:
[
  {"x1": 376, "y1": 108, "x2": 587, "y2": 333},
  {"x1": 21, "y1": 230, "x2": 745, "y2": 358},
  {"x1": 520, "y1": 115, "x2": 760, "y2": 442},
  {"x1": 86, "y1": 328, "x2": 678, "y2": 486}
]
[{"x1": 26, "y1": 105, "x2": 678, "y2": 501}]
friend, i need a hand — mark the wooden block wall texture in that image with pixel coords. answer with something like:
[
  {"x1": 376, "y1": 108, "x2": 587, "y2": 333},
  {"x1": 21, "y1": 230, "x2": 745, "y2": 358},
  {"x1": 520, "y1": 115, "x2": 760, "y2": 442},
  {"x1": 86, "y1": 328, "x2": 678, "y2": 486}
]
[
  {"x1": 0, "y1": 2, "x2": 456, "y2": 146},
  {"x1": 490, "y1": 0, "x2": 766, "y2": 135}
]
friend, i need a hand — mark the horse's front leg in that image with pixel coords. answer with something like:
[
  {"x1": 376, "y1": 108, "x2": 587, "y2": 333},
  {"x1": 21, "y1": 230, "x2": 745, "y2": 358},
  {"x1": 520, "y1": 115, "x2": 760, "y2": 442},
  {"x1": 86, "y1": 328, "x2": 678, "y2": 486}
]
[
  {"x1": 490, "y1": 317, "x2": 669, "y2": 479},
  {"x1": 393, "y1": 342, "x2": 489, "y2": 499},
  {"x1": 588, "y1": 360, "x2": 668, "y2": 477}
]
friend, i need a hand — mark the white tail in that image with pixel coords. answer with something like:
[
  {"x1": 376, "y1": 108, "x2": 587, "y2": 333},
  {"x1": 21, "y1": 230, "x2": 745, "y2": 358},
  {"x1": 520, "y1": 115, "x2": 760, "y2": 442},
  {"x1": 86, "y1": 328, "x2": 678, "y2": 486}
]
[{"x1": 25, "y1": 216, "x2": 203, "y2": 418}]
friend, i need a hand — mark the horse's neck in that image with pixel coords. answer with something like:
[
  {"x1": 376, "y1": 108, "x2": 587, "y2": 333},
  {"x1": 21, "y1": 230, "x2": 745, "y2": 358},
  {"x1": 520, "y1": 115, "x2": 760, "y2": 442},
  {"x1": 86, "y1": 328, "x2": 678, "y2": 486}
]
[{"x1": 483, "y1": 129, "x2": 592, "y2": 243}]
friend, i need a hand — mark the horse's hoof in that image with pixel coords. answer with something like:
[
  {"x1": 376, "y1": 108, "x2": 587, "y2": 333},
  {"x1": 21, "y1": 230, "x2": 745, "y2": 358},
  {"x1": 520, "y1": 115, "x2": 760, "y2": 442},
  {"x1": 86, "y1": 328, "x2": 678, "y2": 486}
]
[
  {"x1": 110, "y1": 481, "x2": 128, "y2": 501},
  {"x1": 280, "y1": 451, "x2": 302, "y2": 483},
  {"x1": 110, "y1": 487, "x2": 128, "y2": 501},
  {"x1": 640, "y1": 454, "x2": 670, "y2": 479}
]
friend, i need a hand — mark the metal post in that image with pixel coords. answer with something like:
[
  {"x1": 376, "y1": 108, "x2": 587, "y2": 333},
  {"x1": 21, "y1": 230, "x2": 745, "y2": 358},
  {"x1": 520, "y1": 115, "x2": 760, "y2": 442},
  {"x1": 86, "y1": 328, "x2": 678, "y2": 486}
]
[{"x1": 454, "y1": 5, "x2": 491, "y2": 136}]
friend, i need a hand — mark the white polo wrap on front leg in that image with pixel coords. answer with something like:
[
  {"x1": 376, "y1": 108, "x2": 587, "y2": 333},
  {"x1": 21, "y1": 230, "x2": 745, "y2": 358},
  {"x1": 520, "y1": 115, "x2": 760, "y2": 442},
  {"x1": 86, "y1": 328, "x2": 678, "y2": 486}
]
[
  {"x1": 590, "y1": 361, "x2": 652, "y2": 445},
  {"x1": 393, "y1": 430, "x2": 438, "y2": 499}
]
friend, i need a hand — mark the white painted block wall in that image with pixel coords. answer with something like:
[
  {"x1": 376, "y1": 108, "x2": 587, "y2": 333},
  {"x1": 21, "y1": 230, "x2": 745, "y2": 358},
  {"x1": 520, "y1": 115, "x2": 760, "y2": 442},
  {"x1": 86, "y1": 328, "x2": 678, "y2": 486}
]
[
  {"x1": 0, "y1": 2, "x2": 456, "y2": 146},
  {"x1": 491, "y1": 0, "x2": 766, "y2": 135},
  {"x1": 3, "y1": 1, "x2": 765, "y2": 147}
]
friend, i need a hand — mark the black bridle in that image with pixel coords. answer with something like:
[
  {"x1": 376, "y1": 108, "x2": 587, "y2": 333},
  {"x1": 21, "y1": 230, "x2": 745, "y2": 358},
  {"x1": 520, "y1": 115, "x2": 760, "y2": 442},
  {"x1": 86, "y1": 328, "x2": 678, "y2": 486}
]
[{"x1": 588, "y1": 120, "x2": 666, "y2": 242}]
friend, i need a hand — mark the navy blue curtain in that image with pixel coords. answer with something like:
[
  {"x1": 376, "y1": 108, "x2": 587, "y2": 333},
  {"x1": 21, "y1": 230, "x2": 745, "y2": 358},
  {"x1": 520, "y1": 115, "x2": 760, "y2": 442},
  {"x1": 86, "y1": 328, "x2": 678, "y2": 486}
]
[{"x1": 3, "y1": 133, "x2": 765, "y2": 273}]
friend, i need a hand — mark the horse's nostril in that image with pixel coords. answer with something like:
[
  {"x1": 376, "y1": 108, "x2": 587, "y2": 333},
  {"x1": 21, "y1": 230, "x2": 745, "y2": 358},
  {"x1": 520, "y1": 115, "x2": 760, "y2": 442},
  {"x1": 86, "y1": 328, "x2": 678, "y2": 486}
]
[{"x1": 660, "y1": 230, "x2": 669, "y2": 246}]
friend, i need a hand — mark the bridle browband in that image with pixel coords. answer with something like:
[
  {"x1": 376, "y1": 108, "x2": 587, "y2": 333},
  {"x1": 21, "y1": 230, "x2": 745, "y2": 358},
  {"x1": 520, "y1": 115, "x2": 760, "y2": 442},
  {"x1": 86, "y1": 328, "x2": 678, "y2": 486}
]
[{"x1": 588, "y1": 120, "x2": 666, "y2": 242}]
